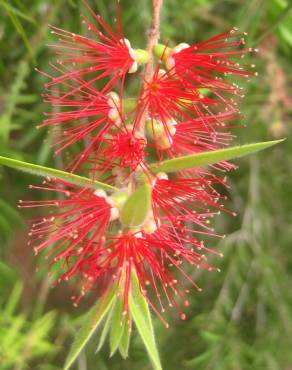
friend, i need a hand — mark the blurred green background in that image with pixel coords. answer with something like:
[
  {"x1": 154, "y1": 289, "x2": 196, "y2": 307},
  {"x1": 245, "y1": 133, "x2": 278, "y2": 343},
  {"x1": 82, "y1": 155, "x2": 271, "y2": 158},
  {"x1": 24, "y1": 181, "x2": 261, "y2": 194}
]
[{"x1": 0, "y1": 0, "x2": 291, "y2": 369}]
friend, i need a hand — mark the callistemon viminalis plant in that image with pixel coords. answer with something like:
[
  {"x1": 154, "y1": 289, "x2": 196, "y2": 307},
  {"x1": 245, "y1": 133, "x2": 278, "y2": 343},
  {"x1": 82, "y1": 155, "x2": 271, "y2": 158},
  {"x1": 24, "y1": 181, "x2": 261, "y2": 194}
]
[{"x1": 0, "y1": 1, "x2": 283, "y2": 369}]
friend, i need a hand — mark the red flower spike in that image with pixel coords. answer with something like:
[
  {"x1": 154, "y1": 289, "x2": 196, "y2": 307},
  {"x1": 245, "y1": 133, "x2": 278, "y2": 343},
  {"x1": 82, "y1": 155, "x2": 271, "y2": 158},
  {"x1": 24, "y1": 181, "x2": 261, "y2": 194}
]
[
  {"x1": 20, "y1": 0, "x2": 258, "y2": 334},
  {"x1": 163, "y1": 111, "x2": 239, "y2": 172},
  {"x1": 18, "y1": 180, "x2": 114, "y2": 288},
  {"x1": 66, "y1": 232, "x2": 168, "y2": 325},
  {"x1": 79, "y1": 176, "x2": 226, "y2": 322},
  {"x1": 48, "y1": 1, "x2": 137, "y2": 89},
  {"x1": 166, "y1": 28, "x2": 258, "y2": 102},
  {"x1": 19, "y1": 171, "x2": 229, "y2": 320},
  {"x1": 83, "y1": 127, "x2": 149, "y2": 185},
  {"x1": 139, "y1": 67, "x2": 212, "y2": 128},
  {"x1": 136, "y1": 65, "x2": 240, "y2": 159},
  {"x1": 99, "y1": 130, "x2": 147, "y2": 172},
  {"x1": 70, "y1": 229, "x2": 204, "y2": 326},
  {"x1": 152, "y1": 176, "x2": 229, "y2": 235},
  {"x1": 39, "y1": 68, "x2": 124, "y2": 171}
]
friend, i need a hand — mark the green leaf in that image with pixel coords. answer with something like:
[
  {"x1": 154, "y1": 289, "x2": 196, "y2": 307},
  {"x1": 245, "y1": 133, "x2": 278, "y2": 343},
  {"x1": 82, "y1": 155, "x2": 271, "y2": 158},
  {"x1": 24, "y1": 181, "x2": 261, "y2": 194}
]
[
  {"x1": 0, "y1": 261, "x2": 18, "y2": 286},
  {"x1": 0, "y1": 199, "x2": 22, "y2": 222},
  {"x1": 120, "y1": 184, "x2": 151, "y2": 227},
  {"x1": 63, "y1": 288, "x2": 116, "y2": 370},
  {"x1": 5, "y1": 281, "x2": 23, "y2": 316},
  {"x1": 0, "y1": 155, "x2": 117, "y2": 192},
  {"x1": 186, "y1": 351, "x2": 212, "y2": 367},
  {"x1": 118, "y1": 317, "x2": 131, "y2": 359},
  {"x1": 1, "y1": 0, "x2": 34, "y2": 60},
  {"x1": 149, "y1": 140, "x2": 284, "y2": 173},
  {"x1": 129, "y1": 272, "x2": 162, "y2": 370},
  {"x1": 96, "y1": 304, "x2": 114, "y2": 353},
  {"x1": 0, "y1": 1, "x2": 36, "y2": 24},
  {"x1": 201, "y1": 330, "x2": 221, "y2": 343},
  {"x1": 109, "y1": 297, "x2": 127, "y2": 356}
]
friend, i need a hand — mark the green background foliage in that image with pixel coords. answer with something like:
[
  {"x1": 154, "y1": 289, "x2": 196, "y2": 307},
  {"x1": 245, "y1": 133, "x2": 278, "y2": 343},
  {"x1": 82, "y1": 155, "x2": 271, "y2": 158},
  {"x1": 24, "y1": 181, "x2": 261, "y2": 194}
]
[{"x1": 0, "y1": 0, "x2": 291, "y2": 369}]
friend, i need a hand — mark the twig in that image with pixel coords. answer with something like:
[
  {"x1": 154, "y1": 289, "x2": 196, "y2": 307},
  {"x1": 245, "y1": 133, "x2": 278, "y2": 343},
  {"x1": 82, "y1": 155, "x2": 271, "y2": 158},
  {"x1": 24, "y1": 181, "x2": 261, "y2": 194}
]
[
  {"x1": 144, "y1": 0, "x2": 163, "y2": 81},
  {"x1": 136, "y1": 0, "x2": 163, "y2": 134}
]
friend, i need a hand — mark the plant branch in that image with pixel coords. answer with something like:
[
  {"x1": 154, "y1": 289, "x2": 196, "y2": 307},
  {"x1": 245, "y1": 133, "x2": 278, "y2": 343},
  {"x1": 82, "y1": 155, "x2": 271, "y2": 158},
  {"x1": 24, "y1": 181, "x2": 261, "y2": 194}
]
[
  {"x1": 144, "y1": 0, "x2": 163, "y2": 81},
  {"x1": 136, "y1": 0, "x2": 163, "y2": 134}
]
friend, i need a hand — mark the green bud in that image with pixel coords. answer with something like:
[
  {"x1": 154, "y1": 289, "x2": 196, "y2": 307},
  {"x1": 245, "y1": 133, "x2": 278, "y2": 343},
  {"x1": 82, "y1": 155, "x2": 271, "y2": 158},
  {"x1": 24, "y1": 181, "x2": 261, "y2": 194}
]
[
  {"x1": 156, "y1": 134, "x2": 173, "y2": 150},
  {"x1": 134, "y1": 49, "x2": 149, "y2": 64},
  {"x1": 153, "y1": 44, "x2": 172, "y2": 60},
  {"x1": 146, "y1": 119, "x2": 164, "y2": 140}
]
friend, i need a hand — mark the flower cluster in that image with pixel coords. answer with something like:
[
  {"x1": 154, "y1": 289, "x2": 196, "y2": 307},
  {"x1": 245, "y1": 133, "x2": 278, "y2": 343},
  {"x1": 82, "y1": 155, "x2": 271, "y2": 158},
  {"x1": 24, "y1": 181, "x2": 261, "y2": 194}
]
[{"x1": 21, "y1": 2, "x2": 256, "y2": 325}]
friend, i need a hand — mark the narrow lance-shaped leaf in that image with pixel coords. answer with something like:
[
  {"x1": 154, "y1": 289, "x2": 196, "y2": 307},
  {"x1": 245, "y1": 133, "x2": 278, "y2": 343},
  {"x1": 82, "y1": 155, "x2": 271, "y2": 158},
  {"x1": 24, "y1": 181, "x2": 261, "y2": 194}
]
[
  {"x1": 0, "y1": 155, "x2": 117, "y2": 192},
  {"x1": 96, "y1": 303, "x2": 114, "y2": 353},
  {"x1": 120, "y1": 183, "x2": 151, "y2": 227},
  {"x1": 63, "y1": 288, "x2": 116, "y2": 370},
  {"x1": 109, "y1": 297, "x2": 127, "y2": 356},
  {"x1": 129, "y1": 271, "x2": 162, "y2": 370},
  {"x1": 149, "y1": 140, "x2": 284, "y2": 173},
  {"x1": 118, "y1": 314, "x2": 131, "y2": 359}
]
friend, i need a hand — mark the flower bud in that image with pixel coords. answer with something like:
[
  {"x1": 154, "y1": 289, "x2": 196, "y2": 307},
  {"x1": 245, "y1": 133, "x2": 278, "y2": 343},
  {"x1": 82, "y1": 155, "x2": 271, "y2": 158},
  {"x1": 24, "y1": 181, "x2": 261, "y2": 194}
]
[
  {"x1": 165, "y1": 43, "x2": 190, "y2": 69},
  {"x1": 157, "y1": 172, "x2": 168, "y2": 180},
  {"x1": 107, "y1": 91, "x2": 120, "y2": 108},
  {"x1": 146, "y1": 118, "x2": 177, "y2": 150},
  {"x1": 142, "y1": 218, "x2": 157, "y2": 234},
  {"x1": 108, "y1": 107, "x2": 121, "y2": 122},
  {"x1": 128, "y1": 61, "x2": 138, "y2": 74},
  {"x1": 107, "y1": 92, "x2": 122, "y2": 125},
  {"x1": 156, "y1": 134, "x2": 173, "y2": 150},
  {"x1": 110, "y1": 207, "x2": 120, "y2": 221},
  {"x1": 153, "y1": 43, "x2": 172, "y2": 59},
  {"x1": 120, "y1": 39, "x2": 149, "y2": 74},
  {"x1": 146, "y1": 119, "x2": 164, "y2": 139},
  {"x1": 134, "y1": 49, "x2": 149, "y2": 64},
  {"x1": 94, "y1": 189, "x2": 107, "y2": 199}
]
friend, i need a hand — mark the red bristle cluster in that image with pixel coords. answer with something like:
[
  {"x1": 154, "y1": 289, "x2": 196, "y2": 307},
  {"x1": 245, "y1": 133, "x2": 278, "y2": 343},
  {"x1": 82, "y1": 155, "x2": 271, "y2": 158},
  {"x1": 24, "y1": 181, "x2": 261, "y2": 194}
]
[{"x1": 23, "y1": 2, "x2": 256, "y2": 324}]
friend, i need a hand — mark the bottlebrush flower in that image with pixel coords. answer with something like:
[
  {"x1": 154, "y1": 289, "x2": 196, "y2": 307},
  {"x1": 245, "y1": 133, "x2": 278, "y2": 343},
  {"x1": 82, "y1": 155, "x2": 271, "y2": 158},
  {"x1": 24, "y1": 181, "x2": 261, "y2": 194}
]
[
  {"x1": 82, "y1": 124, "x2": 149, "y2": 185},
  {"x1": 138, "y1": 30, "x2": 256, "y2": 162},
  {"x1": 159, "y1": 28, "x2": 258, "y2": 102},
  {"x1": 27, "y1": 23, "x2": 257, "y2": 323},
  {"x1": 39, "y1": 69, "x2": 125, "y2": 171},
  {"x1": 131, "y1": 174, "x2": 229, "y2": 320},
  {"x1": 19, "y1": 169, "x2": 229, "y2": 322},
  {"x1": 96, "y1": 130, "x2": 147, "y2": 172},
  {"x1": 0, "y1": 0, "x2": 271, "y2": 365},
  {"x1": 158, "y1": 111, "x2": 239, "y2": 172},
  {"x1": 48, "y1": 1, "x2": 144, "y2": 90},
  {"x1": 138, "y1": 65, "x2": 239, "y2": 157},
  {"x1": 151, "y1": 174, "x2": 228, "y2": 235},
  {"x1": 139, "y1": 67, "x2": 215, "y2": 128},
  {"x1": 18, "y1": 180, "x2": 116, "y2": 291}
]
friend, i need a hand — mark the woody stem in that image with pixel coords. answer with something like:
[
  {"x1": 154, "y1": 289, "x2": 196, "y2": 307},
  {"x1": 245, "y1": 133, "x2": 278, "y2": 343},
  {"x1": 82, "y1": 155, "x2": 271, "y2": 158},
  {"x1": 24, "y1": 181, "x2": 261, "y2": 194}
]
[
  {"x1": 136, "y1": 0, "x2": 163, "y2": 134},
  {"x1": 144, "y1": 0, "x2": 163, "y2": 81}
]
